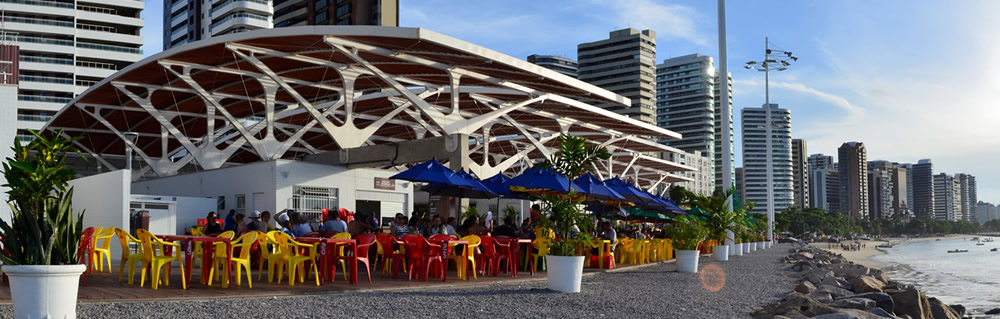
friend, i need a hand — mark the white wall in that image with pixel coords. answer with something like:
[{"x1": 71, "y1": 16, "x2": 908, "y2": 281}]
[
  {"x1": 68, "y1": 169, "x2": 130, "y2": 264},
  {"x1": 0, "y1": 84, "x2": 16, "y2": 222},
  {"x1": 174, "y1": 196, "x2": 218, "y2": 234},
  {"x1": 132, "y1": 160, "x2": 276, "y2": 218},
  {"x1": 274, "y1": 160, "x2": 414, "y2": 219}
]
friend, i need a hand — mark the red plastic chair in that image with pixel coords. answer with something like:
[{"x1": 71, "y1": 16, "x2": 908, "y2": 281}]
[
  {"x1": 478, "y1": 236, "x2": 510, "y2": 277},
  {"x1": 375, "y1": 233, "x2": 405, "y2": 278},
  {"x1": 77, "y1": 227, "x2": 96, "y2": 284},
  {"x1": 353, "y1": 234, "x2": 376, "y2": 283},
  {"x1": 403, "y1": 234, "x2": 444, "y2": 281},
  {"x1": 302, "y1": 232, "x2": 320, "y2": 238}
]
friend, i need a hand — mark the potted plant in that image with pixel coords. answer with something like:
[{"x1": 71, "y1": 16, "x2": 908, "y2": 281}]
[
  {"x1": 536, "y1": 134, "x2": 609, "y2": 293},
  {"x1": 693, "y1": 188, "x2": 752, "y2": 262},
  {"x1": 0, "y1": 131, "x2": 86, "y2": 318},
  {"x1": 664, "y1": 215, "x2": 708, "y2": 273}
]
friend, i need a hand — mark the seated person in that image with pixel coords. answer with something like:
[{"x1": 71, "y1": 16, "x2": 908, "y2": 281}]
[
  {"x1": 276, "y1": 213, "x2": 295, "y2": 238},
  {"x1": 393, "y1": 214, "x2": 411, "y2": 237},
  {"x1": 202, "y1": 211, "x2": 223, "y2": 235},
  {"x1": 445, "y1": 217, "x2": 458, "y2": 235},
  {"x1": 591, "y1": 221, "x2": 618, "y2": 254},
  {"x1": 246, "y1": 210, "x2": 267, "y2": 232},
  {"x1": 426, "y1": 215, "x2": 448, "y2": 236},
  {"x1": 320, "y1": 210, "x2": 348, "y2": 234},
  {"x1": 456, "y1": 217, "x2": 487, "y2": 237},
  {"x1": 290, "y1": 212, "x2": 313, "y2": 237},
  {"x1": 493, "y1": 217, "x2": 518, "y2": 238},
  {"x1": 235, "y1": 213, "x2": 248, "y2": 236},
  {"x1": 348, "y1": 213, "x2": 376, "y2": 236}
]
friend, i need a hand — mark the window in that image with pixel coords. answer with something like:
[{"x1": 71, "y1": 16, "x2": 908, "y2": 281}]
[
  {"x1": 315, "y1": 11, "x2": 328, "y2": 24},
  {"x1": 235, "y1": 194, "x2": 246, "y2": 214},
  {"x1": 291, "y1": 186, "x2": 339, "y2": 222},
  {"x1": 314, "y1": 0, "x2": 328, "y2": 10},
  {"x1": 335, "y1": 4, "x2": 351, "y2": 17}
]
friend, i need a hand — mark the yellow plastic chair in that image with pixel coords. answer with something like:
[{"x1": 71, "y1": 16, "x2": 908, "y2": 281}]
[
  {"x1": 114, "y1": 228, "x2": 144, "y2": 285},
  {"x1": 530, "y1": 238, "x2": 550, "y2": 271},
  {"x1": 448, "y1": 235, "x2": 479, "y2": 280},
  {"x1": 209, "y1": 231, "x2": 258, "y2": 287},
  {"x1": 261, "y1": 231, "x2": 285, "y2": 282},
  {"x1": 91, "y1": 227, "x2": 116, "y2": 273},
  {"x1": 194, "y1": 231, "x2": 234, "y2": 280},
  {"x1": 585, "y1": 239, "x2": 614, "y2": 269},
  {"x1": 137, "y1": 229, "x2": 186, "y2": 290},
  {"x1": 272, "y1": 232, "x2": 320, "y2": 286},
  {"x1": 615, "y1": 238, "x2": 634, "y2": 264},
  {"x1": 664, "y1": 239, "x2": 674, "y2": 260},
  {"x1": 636, "y1": 239, "x2": 651, "y2": 264},
  {"x1": 330, "y1": 232, "x2": 352, "y2": 280}
]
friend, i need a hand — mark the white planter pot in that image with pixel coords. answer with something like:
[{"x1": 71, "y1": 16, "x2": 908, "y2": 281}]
[
  {"x1": 766, "y1": 241, "x2": 773, "y2": 248},
  {"x1": 734, "y1": 243, "x2": 743, "y2": 256},
  {"x1": 675, "y1": 250, "x2": 700, "y2": 273},
  {"x1": 713, "y1": 245, "x2": 729, "y2": 262},
  {"x1": 546, "y1": 255, "x2": 585, "y2": 293},
  {"x1": 728, "y1": 242, "x2": 736, "y2": 256},
  {"x1": 743, "y1": 243, "x2": 751, "y2": 254},
  {"x1": 4, "y1": 264, "x2": 86, "y2": 319},
  {"x1": 751, "y1": 242, "x2": 759, "y2": 252}
]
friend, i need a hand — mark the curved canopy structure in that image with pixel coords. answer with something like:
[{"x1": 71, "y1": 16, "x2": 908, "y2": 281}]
[{"x1": 44, "y1": 26, "x2": 692, "y2": 187}]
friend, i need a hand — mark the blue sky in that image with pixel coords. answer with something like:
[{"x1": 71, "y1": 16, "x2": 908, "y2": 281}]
[{"x1": 141, "y1": 1, "x2": 1000, "y2": 203}]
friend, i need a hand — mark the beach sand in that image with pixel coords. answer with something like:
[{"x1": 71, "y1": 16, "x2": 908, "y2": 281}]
[{"x1": 808, "y1": 234, "x2": 966, "y2": 268}]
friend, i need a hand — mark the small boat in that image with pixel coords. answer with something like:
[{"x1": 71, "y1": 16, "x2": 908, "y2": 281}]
[
  {"x1": 948, "y1": 249, "x2": 969, "y2": 253},
  {"x1": 991, "y1": 248, "x2": 998, "y2": 252},
  {"x1": 977, "y1": 243, "x2": 985, "y2": 246}
]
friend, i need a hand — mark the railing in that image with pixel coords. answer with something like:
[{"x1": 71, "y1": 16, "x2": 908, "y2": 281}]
[
  {"x1": 0, "y1": 0, "x2": 73, "y2": 9},
  {"x1": 76, "y1": 42, "x2": 142, "y2": 55},
  {"x1": 76, "y1": 79, "x2": 98, "y2": 87},
  {"x1": 77, "y1": 4, "x2": 116, "y2": 15},
  {"x1": 210, "y1": 13, "x2": 269, "y2": 31},
  {"x1": 76, "y1": 61, "x2": 118, "y2": 70},
  {"x1": 20, "y1": 74, "x2": 73, "y2": 85},
  {"x1": 77, "y1": 23, "x2": 117, "y2": 33},
  {"x1": 16, "y1": 135, "x2": 34, "y2": 143},
  {"x1": 19, "y1": 35, "x2": 73, "y2": 47},
  {"x1": 20, "y1": 55, "x2": 73, "y2": 65},
  {"x1": 0, "y1": 15, "x2": 74, "y2": 28},
  {"x1": 17, "y1": 114, "x2": 53, "y2": 122},
  {"x1": 210, "y1": 0, "x2": 269, "y2": 15},
  {"x1": 18, "y1": 94, "x2": 72, "y2": 104}
]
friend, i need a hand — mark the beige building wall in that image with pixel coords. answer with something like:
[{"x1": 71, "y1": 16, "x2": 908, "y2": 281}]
[{"x1": 578, "y1": 28, "x2": 657, "y2": 125}]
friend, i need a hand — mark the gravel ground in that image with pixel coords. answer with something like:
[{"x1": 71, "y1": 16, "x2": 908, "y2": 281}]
[{"x1": 0, "y1": 244, "x2": 795, "y2": 319}]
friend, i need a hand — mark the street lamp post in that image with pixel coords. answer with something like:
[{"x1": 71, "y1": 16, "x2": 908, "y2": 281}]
[{"x1": 745, "y1": 37, "x2": 797, "y2": 244}]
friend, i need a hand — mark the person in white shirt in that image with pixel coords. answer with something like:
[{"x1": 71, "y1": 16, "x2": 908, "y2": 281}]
[
  {"x1": 320, "y1": 210, "x2": 348, "y2": 233},
  {"x1": 484, "y1": 210, "x2": 494, "y2": 231}
]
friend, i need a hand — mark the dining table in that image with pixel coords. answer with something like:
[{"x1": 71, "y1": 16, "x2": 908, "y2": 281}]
[
  {"x1": 156, "y1": 234, "x2": 233, "y2": 289},
  {"x1": 428, "y1": 238, "x2": 468, "y2": 281},
  {"x1": 295, "y1": 237, "x2": 359, "y2": 285}
]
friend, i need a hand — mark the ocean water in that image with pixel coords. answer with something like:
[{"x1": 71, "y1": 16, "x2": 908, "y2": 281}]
[{"x1": 871, "y1": 238, "x2": 1000, "y2": 314}]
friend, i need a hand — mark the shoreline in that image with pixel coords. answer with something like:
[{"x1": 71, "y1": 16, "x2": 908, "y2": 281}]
[{"x1": 808, "y1": 234, "x2": 966, "y2": 269}]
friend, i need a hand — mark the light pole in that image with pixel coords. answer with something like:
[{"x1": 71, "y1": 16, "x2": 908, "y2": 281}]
[{"x1": 745, "y1": 37, "x2": 797, "y2": 244}]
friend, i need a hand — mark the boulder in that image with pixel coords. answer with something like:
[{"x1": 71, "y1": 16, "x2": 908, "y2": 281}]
[
  {"x1": 868, "y1": 307, "x2": 898, "y2": 318},
  {"x1": 832, "y1": 264, "x2": 871, "y2": 280},
  {"x1": 868, "y1": 268, "x2": 890, "y2": 284},
  {"x1": 810, "y1": 290, "x2": 834, "y2": 303},
  {"x1": 831, "y1": 298, "x2": 876, "y2": 311},
  {"x1": 811, "y1": 308, "x2": 894, "y2": 319},
  {"x1": 794, "y1": 260, "x2": 815, "y2": 271},
  {"x1": 888, "y1": 287, "x2": 932, "y2": 319},
  {"x1": 751, "y1": 293, "x2": 840, "y2": 318},
  {"x1": 819, "y1": 284, "x2": 856, "y2": 298},
  {"x1": 926, "y1": 298, "x2": 961, "y2": 319},
  {"x1": 840, "y1": 292, "x2": 895, "y2": 313},
  {"x1": 824, "y1": 276, "x2": 854, "y2": 291},
  {"x1": 986, "y1": 308, "x2": 1000, "y2": 315},
  {"x1": 948, "y1": 304, "x2": 964, "y2": 318},
  {"x1": 852, "y1": 276, "x2": 886, "y2": 293},
  {"x1": 798, "y1": 251, "x2": 815, "y2": 259},
  {"x1": 795, "y1": 280, "x2": 817, "y2": 294},
  {"x1": 807, "y1": 270, "x2": 834, "y2": 285}
]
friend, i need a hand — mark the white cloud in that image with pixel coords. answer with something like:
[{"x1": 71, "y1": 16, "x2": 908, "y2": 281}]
[{"x1": 598, "y1": 0, "x2": 708, "y2": 46}]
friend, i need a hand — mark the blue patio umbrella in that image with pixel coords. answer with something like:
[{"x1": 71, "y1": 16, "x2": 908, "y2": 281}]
[
  {"x1": 507, "y1": 167, "x2": 577, "y2": 194},
  {"x1": 647, "y1": 193, "x2": 687, "y2": 215},
  {"x1": 573, "y1": 173, "x2": 626, "y2": 202},
  {"x1": 603, "y1": 177, "x2": 656, "y2": 206},
  {"x1": 586, "y1": 205, "x2": 630, "y2": 219},
  {"x1": 390, "y1": 159, "x2": 470, "y2": 186},
  {"x1": 420, "y1": 169, "x2": 498, "y2": 199}
]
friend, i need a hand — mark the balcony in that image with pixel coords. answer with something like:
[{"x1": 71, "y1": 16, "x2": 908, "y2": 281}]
[
  {"x1": 210, "y1": 13, "x2": 271, "y2": 35},
  {"x1": 211, "y1": 0, "x2": 272, "y2": 16},
  {"x1": 0, "y1": 0, "x2": 75, "y2": 17}
]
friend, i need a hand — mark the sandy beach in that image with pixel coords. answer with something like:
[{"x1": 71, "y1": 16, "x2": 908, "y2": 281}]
[{"x1": 808, "y1": 234, "x2": 966, "y2": 268}]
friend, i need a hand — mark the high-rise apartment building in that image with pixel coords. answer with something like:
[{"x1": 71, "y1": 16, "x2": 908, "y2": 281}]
[
  {"x1": 164, "y1": 0, "x2": 399, "y2": 50},
  {"x1": 662, "y1": 151, "x2": 714, "y2": 196},
  {"x1": 890, "y1": 166, "x2": 909, "y2": 218},
  {"x1": 791, "y1": 139, "x2": 809, "y2": 208},
  {"x1": 977, "y1": 201, "x2": 998, "y2": 225},
  {"x1": 956, "y1": 173, "x2": 976, "y2": 222},
  {"x1": 933, "y1": 173, "x2": 955, "y2": 221},
  {"x1": 838, "y1": 142, "x2": 869, "y2": 219},
  {"x1": 911, "y1": 159, "x2": 935, "y2": 218},
  {"x1": 4, "y1": 0, "x2": 144, "y2": 143},
  {"x1": 0, "y1": 36, "x2": 17, "y2": 220},
  {"x1": 526, "y1": 54, "x2": 577, "y2": 78},
  {"x1": 714, "y1": 73, "x2": 734, "y2": 189},
  {"x1": 899, "y1": 163, "x2": 915, "y2": 214},
  {"x1": 741, "y1": 104, "x2": 793, "y2": 215},
  {"x1": 867, "y1": 160, "x2": 895, "y2": 219},
  {"x1": 735, "y1": 167, "x2": 745, "y2": 202},
  {"x1": 807, "y1": 154, "x2": 836, "y2": 210},
  {"x1": 578, "y1": 28, "x2": 657, "y2": 125}
]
